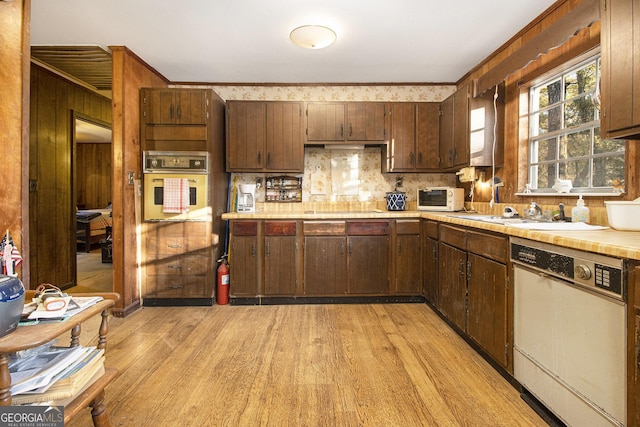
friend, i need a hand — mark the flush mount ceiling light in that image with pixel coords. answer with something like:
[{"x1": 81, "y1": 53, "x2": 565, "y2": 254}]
[{"x1": 290, "y1": 25, "x2": 337, "y2": 49}]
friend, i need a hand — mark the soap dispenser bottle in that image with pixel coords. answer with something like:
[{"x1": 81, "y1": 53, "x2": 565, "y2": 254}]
[{"x1": 572, "y1": 195, "x2": 590, "y2": 223}]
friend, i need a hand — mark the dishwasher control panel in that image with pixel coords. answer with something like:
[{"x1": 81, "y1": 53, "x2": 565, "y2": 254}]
[{"x1": 510, "y1": 237, "x2": 625, "y2": 301}]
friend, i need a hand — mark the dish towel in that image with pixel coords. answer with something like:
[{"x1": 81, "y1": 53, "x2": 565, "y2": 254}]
[{"x1": 163, "y1": 178, "x2": 190, "y2": 213}]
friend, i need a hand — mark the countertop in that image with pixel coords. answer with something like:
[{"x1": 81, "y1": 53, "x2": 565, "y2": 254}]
[{"x1": 222, "y1": 210, "x2": 640, "y2": 261}]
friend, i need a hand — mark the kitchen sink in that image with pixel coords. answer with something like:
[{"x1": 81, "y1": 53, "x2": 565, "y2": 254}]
[{"x1": 451, "y1": 214, "x2": 608, "y2": 230}]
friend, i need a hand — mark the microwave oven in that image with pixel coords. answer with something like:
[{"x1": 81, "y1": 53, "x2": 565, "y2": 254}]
[{"x1": 417, "y1": 187, "x2": 465, "y2": 211}]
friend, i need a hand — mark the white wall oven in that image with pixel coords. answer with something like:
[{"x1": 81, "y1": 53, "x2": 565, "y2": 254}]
[{"x1": 143, "y1": 151, "x2": 209, "y2": 221}]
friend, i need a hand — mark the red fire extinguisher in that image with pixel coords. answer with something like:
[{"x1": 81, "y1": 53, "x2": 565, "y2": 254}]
[{"x1": 217, "y1": 256, "x2": 230, "y2": 305}]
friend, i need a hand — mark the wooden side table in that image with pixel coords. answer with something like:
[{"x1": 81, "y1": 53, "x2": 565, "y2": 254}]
[{"x1": 0, "y1": 292, "x2": 120, "y2": 427}]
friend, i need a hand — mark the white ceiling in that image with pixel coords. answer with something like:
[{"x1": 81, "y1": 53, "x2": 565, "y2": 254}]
[{"x1": 30, "y1": 0, "x2": 558, "y2": 84}]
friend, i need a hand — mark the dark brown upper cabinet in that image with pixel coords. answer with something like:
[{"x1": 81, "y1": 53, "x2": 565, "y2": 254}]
[{"x1": 306, "y1": 102, "x2": 386, "y2": 144}]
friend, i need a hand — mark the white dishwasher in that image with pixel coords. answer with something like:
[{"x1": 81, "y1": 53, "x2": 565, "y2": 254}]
[{"x1": 510, "y1": 237, "x2": 626, "y2": 427}]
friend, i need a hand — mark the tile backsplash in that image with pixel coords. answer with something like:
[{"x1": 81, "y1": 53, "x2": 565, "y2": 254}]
[{"x1": 212, "y1": 84, "x2": 457, "y2": 211}]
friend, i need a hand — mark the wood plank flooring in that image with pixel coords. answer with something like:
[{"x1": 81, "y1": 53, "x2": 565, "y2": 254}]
[{"x1": 67, "y1": 303, "x2": 547, "y2": 426}]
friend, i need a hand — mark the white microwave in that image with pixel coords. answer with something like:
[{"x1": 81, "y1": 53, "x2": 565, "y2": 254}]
[{"x1": 417, "y1": 187, "x2": 465, "y2": 211}]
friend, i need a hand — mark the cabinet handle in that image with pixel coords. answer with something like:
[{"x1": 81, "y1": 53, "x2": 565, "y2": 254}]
[
  {"x1": 417, "y1": 152, "x2": 422, "y2": 165},
  {"x1": 340, "y1": 124, "x2": 344, "y2": 138},
  {"x1": 267, "y1": 152, "x2": 271, "y2": 168},
  {"x1": 251, "y1": 242, "x2": 256, "y2": 257},
  {"x1": 168, "y1": 264, "x2": 183, "y2": 270},
  {"x1": 168, "y1": 244, "x2": 183, "y2": 249},
  {"x1": 397, "y1": 242, "x2": 402, "y2": 254},
  {"x1": 340, "y1": 241, "x2": 345, "y2": 255},
  {"x1": 168, "y1": 284, "x2": 184, "y2": 289},
  {"x1": 409, "y1": 152, "x2": 415, "y2": 165},
  {"x1": 349, "y1": 241, "x2": 352, "y2": 255},
  {"x1": 177, "y1": 105, "x2": 181, "y2": 120},
  {"x1": 349, "y1": 124, "x2": 353, "y2": 137},
  {"x1": 266, "y1": 241, "x2": 270, "y2": 256},
  {"x1": 170, "y1": 104, "x2": 174, "y2": 119},
  {"x1": 432, "y1": 247, "x2": 437, "y2": 261},
  {"x1": 458, "y1": 260, "x2": 465, "y2": 277},
  {"x1": 257, "y1": 151, "x2": 262, "y2": 165}
]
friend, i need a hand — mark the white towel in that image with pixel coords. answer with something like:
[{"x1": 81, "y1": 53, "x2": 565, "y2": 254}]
[{"x1": 162, "y1": 178, "x2": 190, "y2": 213}]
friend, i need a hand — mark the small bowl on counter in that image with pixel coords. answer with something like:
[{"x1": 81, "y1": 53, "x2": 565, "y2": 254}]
[{"x1": 605, "y1": 199, "x2": 640, "y2": 231}]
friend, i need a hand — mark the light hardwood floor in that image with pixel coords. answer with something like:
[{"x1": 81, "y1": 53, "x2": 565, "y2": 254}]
[{"x1": 67, "y1": 303, "x2": 547, "y2": 426}]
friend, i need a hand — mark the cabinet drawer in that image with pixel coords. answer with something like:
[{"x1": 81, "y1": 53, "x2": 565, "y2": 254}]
[
  {"x1": 144, "y1": 125, "x2": 207, "y2": 142},
  {"x1": 146, "y1": 255, "x2": 210, "y2": 275},
  {"x1": 347, "y1": 221, "x2": 389, "y2": 235},
  {"x1": 146, "y1": 234, "x2": 209, "y2": 254},
  {"x1": 439, "y1": 224, "x2": 466, "y2": 250},
  {"x1": 304, "y1": 221, "x2": 346, "y2": 236},
  {"x1": 424, "y1": 220, "x2": 439, "y2": 239},
  {"x1": 264, "y1": 221, "x2": 297, "y2": 236},
  {"x1": 232, "y1": 221, "x2": 258, "y2": 236},
  {"x1": 396, "y1": 219, "x2": 420, "y2": 234},
  {"x1": 466, "y1": 230, "x2": 507, "y2": 263},
  {"x1": 146, "y1": 274, "x2": 209, "y2": 297}
]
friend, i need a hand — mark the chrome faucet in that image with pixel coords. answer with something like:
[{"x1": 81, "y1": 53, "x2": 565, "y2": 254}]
[{"x1": 525, "y1": 202, "x2": 543, "y2": 219}]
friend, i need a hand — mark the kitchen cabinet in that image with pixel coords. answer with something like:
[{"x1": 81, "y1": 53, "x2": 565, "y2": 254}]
[
  {"x1": 303, "y1": 220, "x2": 389, "y2": 295},
  {"x1": 600, "y1": 0, "x2": 640, "y2": 139},
  {"x1": 347, "y1": 221, "x2": 390, "y2": 294},
  {"x1": 631, "y1": 262, "x2": 640, "y2": 426},
  {"x1": 306, "y1": 102, "x2": 386, "y2": 144},
  {"x1": 143, "y1": 221, "x2": 213, "y2": 304},
  {"x1": 438, "y1": 223, "x2": 509, "y2": 369},
  {"x1": 439, "y1": 85, "x2": 469, "y2": 170},
  {"x1": 226, "y1": 101, "x2": 304, "y2": 172},
  {"x1": 423, "y1": 219, "x2": 439, "y2": 305},
  {"x1": 143, "y1": 88, "x2": 208, "y2": 125},
  {"x1": 264, "y1": 221, "x2": 298, "y2": 296},
  {"x1": 384, "y1": 103, "x2": 440, "y2": 172},
  {"x1": 141, "y1": 88, "x2": 212, "y2": 152},
  {"x1": 466, "y1": 230, "x2": 508, "y2": 368},
  {"x1": 438, "y1": 225, "x2": 468, "y2": 330},
  {"x1": 303, "y1": 221, "x2": 348, "y2": 295},
  {"x1": 393, "y1": 219, "x2": 422, "y2": 294},
  {"x1": 229, "y1": 221, "x2": 260, "y2": 297}
]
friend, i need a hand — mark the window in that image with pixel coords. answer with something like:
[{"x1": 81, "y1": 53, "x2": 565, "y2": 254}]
[{"x1": 528, "y1": 55, "x2": 625, "y2": 192}]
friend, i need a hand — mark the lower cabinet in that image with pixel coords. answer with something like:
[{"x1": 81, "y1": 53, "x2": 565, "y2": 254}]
[
  {"x1": 438, "y1": 223, "x2": 510, "y2": 370},
  {"x1": 143, "y1": 221, "x2": 213, "y2": 302},
  {"x1": 264, "y1": 221, "x2": 298, "y2": 295},
  {"x1": 229, "y1": 221, "x2": 259, "y2": 297},
  {"x1": 303, "y1": 221, "x2": 348, "y2": 295},
  {"x1": 346, "y1": 221, "x2": 390, "y2": 294},
  {"x1": 393, "y1": 220, "x2": 422, "y2": 294},
  {"x1": 423, "y1": 220, "x2": 439, "y2": 305}
]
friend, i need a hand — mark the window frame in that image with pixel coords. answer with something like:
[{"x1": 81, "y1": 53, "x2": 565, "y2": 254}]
[{"x1": 521, "y1": 52, "x2": 626, "y2": 195}]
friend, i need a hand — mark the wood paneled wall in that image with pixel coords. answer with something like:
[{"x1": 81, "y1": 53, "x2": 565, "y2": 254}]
[
  {"x1": 110, "y1": 46, "x2": 168, "y2": 316},
  {"x1": 0, "y1": 0, "x2": 30, "y2": 285},
  {"x1": 29, "y1": 64, "x2": 112, "y2": 288},
  {"x1": 76, "y1": 143, "x2": 112, "y2": 209}
]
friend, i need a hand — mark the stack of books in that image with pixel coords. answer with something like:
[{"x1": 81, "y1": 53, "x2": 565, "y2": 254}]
[{"x1": 9, "y1": 344, "x2": 105, "y2": 405}]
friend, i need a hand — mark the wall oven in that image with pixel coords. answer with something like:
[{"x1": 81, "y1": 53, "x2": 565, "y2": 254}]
[{"x1": 143, "y1": 151, "x2": 209, "y2": 221}]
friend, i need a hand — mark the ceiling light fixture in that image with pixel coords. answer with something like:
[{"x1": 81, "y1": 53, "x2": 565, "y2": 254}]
[{"x1": 290, "y1": 25, "x2": 337, "y2": 49}]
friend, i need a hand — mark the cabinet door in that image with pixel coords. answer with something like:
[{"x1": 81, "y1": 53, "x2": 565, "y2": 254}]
[
  {"x1": 175, "y1": 90, "x2": 207, "y2": 125},
  {"x1": 348, "y1": 235, "x2": 389, "y2": 294},
  {"x1": 264, "y1": 236, "x2": 297, "y2": 295},
  {"x1": 347, "y1": 103, "x2": 386, "y2": 141},
  {"x1": 438, "y1": 242, "x2": 467, "y2": 331},
  {"x1": 266, "y1": 102, "x2": 304, "y2": 171},
  {"x1": 226, "y1": 101, "x2": 266, "y2": 170},
  {"x1": 424, "y1": 237, "x2": 438, "y2": 305},
  {"x1": 145, "y1": 89, "x2": 207, "y2": 125},
  {"x1": 395, "y1": 234, "x2": 422, "y2": 294},
  {"x1": 230, "y1": 236, "x2": 259, "y2": 296},
  {"x1": 600, "y1": 0, "x2": 640, "y2": 137},
  {"x1": 439, "y1": 95, "x2": 454, "y2": 170},
  {"x1": 452, "y1": 84, "x2": 470, "y2": 169},
  {"x1": 467, "y1": 253, "x2": 508, "y2": 367},
  {"x1": 306, "y1": 103, "x2": 345, "y2": 141},
  {"x1": 415, "y1": 103, "x2": 440, "y2": 170},
  {"x1": 389, "y1": 103, "x2": 416, "y2": 170},
  {"x1": 303, "y1": 236, "x2": 348, "y2": 295}
]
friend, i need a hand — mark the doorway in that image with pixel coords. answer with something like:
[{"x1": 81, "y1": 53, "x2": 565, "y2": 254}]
[{"x1": 71, "y1": 114, "x2": 113, "y2": 293}]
